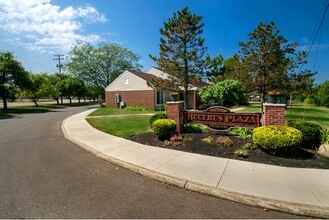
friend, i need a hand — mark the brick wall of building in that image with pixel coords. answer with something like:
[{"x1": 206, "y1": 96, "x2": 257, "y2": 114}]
[
  {"x1": 263, "y1": 103, "x2": 286, "y2": 126},
  {"x1": 105, "y1": 90, "x2": 155, "y2": 110}
]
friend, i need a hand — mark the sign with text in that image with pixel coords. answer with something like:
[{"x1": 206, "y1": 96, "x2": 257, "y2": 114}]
[{"x1": 184, "y1": 106, "x2": 261, "y2": 130}]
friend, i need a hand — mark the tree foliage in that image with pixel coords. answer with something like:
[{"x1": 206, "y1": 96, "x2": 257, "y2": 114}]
[
  {"x1": 47, "y1": 73, "x2": 64, "y2": 105},
  {"x1": 237, "y1": 22, "x2": 302, "y2": 101},
  {"x1": 314, "y1": 80, "x2": 329, "y2": 107},
  {"x1": 288, "y1": 69, "x2": 316, "y2": 105},
  {"x1": 0, "y1": 51, "x2": 30, "y2": 109},
  {"x1": 149, "y1": 7, "x2": 214, "y2": 108},
  {"x1": 26, "y1": 73, "x2": 48, "y2": 107},
  {"x1": 198, "y1": 79, "x2": 246, "y2": 107},
  {"x1": 66, "y1": 42, "x2": 142, "y2": 95}
]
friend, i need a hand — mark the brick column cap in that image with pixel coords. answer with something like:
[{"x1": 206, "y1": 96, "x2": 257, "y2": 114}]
[{"x1": 263, "y1": 103, "x2": 286, "y2": 107}]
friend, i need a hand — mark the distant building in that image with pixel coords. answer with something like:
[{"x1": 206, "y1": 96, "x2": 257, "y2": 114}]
[{"x1": 105, "y1": 67, "x2": 202, "y2": 110}]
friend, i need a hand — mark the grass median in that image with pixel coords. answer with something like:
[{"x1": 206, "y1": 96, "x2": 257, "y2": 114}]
[{"x1": 86, "y1": 114, "x2": 152, "y2": 137}]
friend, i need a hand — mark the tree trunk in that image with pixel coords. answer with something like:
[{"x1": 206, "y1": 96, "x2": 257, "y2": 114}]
[
  {"x1": 33, "y1": 100, "x2": 39, "y2": 107},
  {"x1": 55, "y1": 98, "x2": 60, "y2": 105},
  {"x1": 1, "y1": 88, "x2": 8, "y2": 110},
  {"x1": 78, "y1": 97, "x2": 81, "y2": 103},
  {"x1": 69, "y1": 98, "x2": 72, "y2": 104},
  {"x1": 61, "y1": 96, "x2": 63, "y2": 104},
  {"x1": 289, "y1": 94, "x2": 293, "y2": 107},
  {"x1": 184, "y1": 85, "x2": 188, "y2": 110}
]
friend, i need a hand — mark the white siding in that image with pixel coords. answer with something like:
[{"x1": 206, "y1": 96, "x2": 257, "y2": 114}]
[
  {"x1": 145, "y1": 67, "x2": 170, "y2": 79},
  {"x1": 105, "y1": 70, "x2": 153, "y2": 91}
]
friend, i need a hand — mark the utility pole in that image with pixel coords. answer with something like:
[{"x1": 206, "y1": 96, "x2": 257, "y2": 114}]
[
  {"x1": 53, "y1": 54, "x2": 64, "y2": 104},
  {"x1": 53, "y1": 54, "x2": 64, "y2": 73}
]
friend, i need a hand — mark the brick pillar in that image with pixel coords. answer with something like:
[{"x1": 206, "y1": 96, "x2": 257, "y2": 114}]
[
  {"x1": 262, "y1": 103, "x2": 286, "y2": 126},
  {"x1": 166, "y1": 101, "x2": 184, "y2": 133}
]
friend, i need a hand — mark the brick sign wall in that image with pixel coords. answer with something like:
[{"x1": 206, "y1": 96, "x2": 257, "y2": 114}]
[
  {"x1": 184, "y1": 106, "x2": 261, "y2": 130},
  {"x1": 167, "y1": 102, "x2": 285, "y2": 133}
]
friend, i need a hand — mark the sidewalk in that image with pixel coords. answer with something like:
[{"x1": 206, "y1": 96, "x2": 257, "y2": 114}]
[{"x1": 62, "y1": 109, "x2": 329, "y2": 218}]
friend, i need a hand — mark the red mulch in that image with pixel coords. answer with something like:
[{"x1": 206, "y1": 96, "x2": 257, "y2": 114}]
[{"x1": 127, "y1": 132, "x2": 329, "y2": 169}]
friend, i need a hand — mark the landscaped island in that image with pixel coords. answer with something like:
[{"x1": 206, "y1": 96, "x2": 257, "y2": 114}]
[{"x1": 86, "y1": 103, "x2": 329, "y2": 169}]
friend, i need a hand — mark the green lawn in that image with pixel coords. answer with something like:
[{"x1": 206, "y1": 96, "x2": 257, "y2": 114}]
[
  {"x1": 285, "y1": 104, "x2": 329, "y2": 129},
  {"x1": 86, "y1": 115, "x2": 152, "y2": 137},
  {"x1": 88, "y1": 107, "x2": 156, "y2": 116},
  {"x1": 236, "y1": 102, "x2": 329, "y2": 129}
]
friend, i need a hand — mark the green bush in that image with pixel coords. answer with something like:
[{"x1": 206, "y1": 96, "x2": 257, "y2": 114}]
[
  {"x1": 287, "y1": 120, "x2": 322, "y2": 150},
  {"x1": 125, "y1": 105, "x2": 147, "y2": 111},
  {"x1": 321, "y1": 129, "x2": 329, "y2": 144},
  {"x1": 253, "y1": 126, "x2": 302, "y2": 156},
  {"x1": 183, "y1": 124, "x2": 207, "y2": 133},
  {"x1": 230, "y1": 127, "x2": 253, "y2": 139},
  {"x1": 149, "y1": 112, "x2": 167, "y2": 127},
  {"x1": 152, "y1": 119, "x2": 176, "y2": 140}
]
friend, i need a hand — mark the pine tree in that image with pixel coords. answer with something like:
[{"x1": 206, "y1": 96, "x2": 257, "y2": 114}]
[
  {"x1": 149, "y1": 7, "x2": 210, "y2": 109},
  {"x1": 237, "y1": 21, "x2": 294, "y2": 102}
]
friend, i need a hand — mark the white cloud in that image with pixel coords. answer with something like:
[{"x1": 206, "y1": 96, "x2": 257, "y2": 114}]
[{"x1": 0, "y1": 0, "x2": 107, "y2": 54}]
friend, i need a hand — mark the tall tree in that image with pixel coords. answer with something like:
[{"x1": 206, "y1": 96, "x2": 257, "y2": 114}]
[
  {"x1": 285, "y1": 51, "x2": 316, "y2": 106},
  {"x1": 149, "y1": 7, "x2": 211, "y2": 109},
  {"x1": 66, "y1": 42, "x2": 142, "y2": 96},
  {"x1": 47, "y1": 73, "x2": 63, "y2": 105},
  {"x1": 0, "y1": 51, "x2": 30, "y2": 110},
  {"x1": 26, "y1": 73, "x2": 48, "y2": 107},
  {"x1": 314, "y1": 80, "x2": 329, "y2": 107},
  {"x1": 237, "y1": 22, "x2": 296, "y2": 102}
]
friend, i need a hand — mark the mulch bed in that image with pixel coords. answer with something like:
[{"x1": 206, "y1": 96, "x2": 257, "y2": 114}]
[{"x1": 127, "y1": 132, "x2": 329, "y2": 169}]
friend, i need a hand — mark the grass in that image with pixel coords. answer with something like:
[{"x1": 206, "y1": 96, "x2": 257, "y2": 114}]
[
  {"x1": 285, "y1": 103, "x2": 329, "y2": 129},
  {"x1": 86, "y1": 115, "x2": 152, "y2": 137},
  {"x1": 88, "y1": 106, "x2": 156, "y2": 116},
  {"x1": 236, "y1": 102, "x2": 329, "y2": 129}
]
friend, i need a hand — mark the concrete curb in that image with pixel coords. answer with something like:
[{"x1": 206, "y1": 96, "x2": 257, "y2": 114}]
[{"x1": 61, "y1": 115, "x2": 329, "y2": 218}]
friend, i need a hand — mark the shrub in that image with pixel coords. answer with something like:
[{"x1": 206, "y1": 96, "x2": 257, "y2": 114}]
[
  {"x1": 164, "y1": 135, "x2": 193, "y2": 146},
  {"x1": 183, "y1": 124, "x2": 207, "y2": 133},
  {"x1": 234, "y1": 149, "x2": 248, "y2": 157},
  {"x1": 125, "y1": 105, "x2": 147, "y2": 111},
  {"x1": 321, "y1": 129, "x2": 329, "y2": 144},
  {"x1": 230, "y1": 128, "x2": 253, "y2": 139},
  {"x1": 242, "y1": 143, "x2": 257, "y2": 150},
  {"x1": 152, "y1": 119, "x2": 176, "y2": 140},
  {"x1": 287, "y1": 120, "x2": 322, "y2": 150},
  {"x1": 149, "y1": 112, "x2": 167, "y2": 127},
  {"x1": 201, "y1": 136, "x2": 214, "y2": 144},
  {"x1": 252, "y1": 126, "x2": 302, "y2": 156},
  {"x1": 216, "y1": 136, "x2": 233, "y2": 147}
]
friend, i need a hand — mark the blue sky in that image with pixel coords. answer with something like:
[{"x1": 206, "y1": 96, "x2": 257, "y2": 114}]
[{"x1": 0, "y1": 0, "x2": 328, "y2": 84}]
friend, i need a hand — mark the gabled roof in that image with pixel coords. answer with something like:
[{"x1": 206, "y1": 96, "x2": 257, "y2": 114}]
[{"x1": 130, "y1": 71, "x2": 157, "y2": 82}]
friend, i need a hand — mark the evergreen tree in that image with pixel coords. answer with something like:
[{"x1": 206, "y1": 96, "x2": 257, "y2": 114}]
[
  {"x1": 237, "y1": 22, "x2": 295, "y2": 102},
  {"x1": 150, "y1": 7, "x2": 211, "y2": 109}
]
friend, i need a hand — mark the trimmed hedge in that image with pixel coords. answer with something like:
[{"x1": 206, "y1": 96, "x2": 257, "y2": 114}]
[
  {"x1": 287, "y1": 120, "x2": 322, "y2": 150},
  {"x1": 183, "y1": 124, "x2": 207, "y2": 133},
  {"x1": 149, "y1": 112, "x2": 167, "y2": 127},
  {"x1": 253, "y1": 126, "x2": 302, "y2": 156},
  {"x1": 152, "y1": 119, "x2": 176, "y2": 140}
]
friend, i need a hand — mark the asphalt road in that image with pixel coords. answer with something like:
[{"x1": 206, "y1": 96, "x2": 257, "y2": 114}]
[{"x1": 0, "y1": 106, "x2": 301, "y2": 218}]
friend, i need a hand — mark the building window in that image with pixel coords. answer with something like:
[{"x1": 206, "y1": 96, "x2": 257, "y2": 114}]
[
  {"x1": 125, "y1": 78, "x2": 129, "y2": 84},
  {"x1": 156, "y1": 91, "x2": 164, "y2": 105}
]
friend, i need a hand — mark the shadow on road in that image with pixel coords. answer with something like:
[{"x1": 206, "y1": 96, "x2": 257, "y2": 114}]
[{"x1": 0, "y1": 103, "x2": 98, "y2": 120}]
